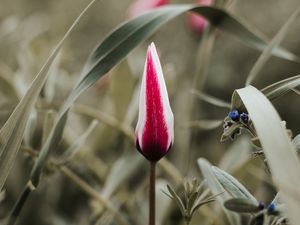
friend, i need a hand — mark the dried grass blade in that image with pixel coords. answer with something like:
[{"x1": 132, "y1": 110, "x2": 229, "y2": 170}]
[
  {"x1": 58, "y1": 120, "x2": 98, "y2": 164},
  {"x1": 261, "y1": 75, "x2": 300, "y2": 100},
  {"x1": 184, "y1": 120, "x2": 223, "y2": 130},
  {"x1": 190, "y1": 89, "x2": 231, "y2": 108},
  {"x1": 245, "y1": 7, "x2": 300, "y2": 85}
]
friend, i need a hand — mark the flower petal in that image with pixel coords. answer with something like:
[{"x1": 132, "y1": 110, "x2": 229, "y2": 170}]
[{"x1": 135, "y1": 43, "x2": 174, "y2": 161}]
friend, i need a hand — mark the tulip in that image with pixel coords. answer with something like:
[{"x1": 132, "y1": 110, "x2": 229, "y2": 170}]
[
  {"x1": 127, "y1": 0, "x2": 169, "y2": 18},
  {"x1": 188, "y1": 0, "x2": 213, "y2": 34},
  {"x1": 135, "y1": 42, "x2": 174, "y2": 225},
  {"x1": 135, "y1": 42, "x2": 174, "y2": 162}
]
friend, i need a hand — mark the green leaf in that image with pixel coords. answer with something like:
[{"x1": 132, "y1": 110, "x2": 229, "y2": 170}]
[
  {"x1": 235, "y1": 85, "x2": 300, "y2": 225},
  {"x1": 212, "y1": 166, "x2": 257, "y2": 204},
  {"x1": 261, "y1": 75, "x2": 300, "y2": 101},
  {"x1": 198, "y1": 158, "x2": 241, "y2": 225},
  {"x1": 245, "y1": 6, "x2": 300, "y2": 85},
  {"x1": 224, "y1": 198, "x2": 260, "y2": 213}
]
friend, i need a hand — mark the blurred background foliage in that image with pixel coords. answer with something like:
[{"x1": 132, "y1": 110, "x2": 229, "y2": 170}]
[{"x1": 0, "y1": 0, "x2": 300, "y2": 224}]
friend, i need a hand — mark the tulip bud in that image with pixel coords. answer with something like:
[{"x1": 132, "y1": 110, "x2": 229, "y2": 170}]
[
  {"x1": 188, "y1": 0, "x2": 213, "y2": 34},
  {"x1": 127, "y1": 0, "x2": 169, "y2": 18},
  {"x1": 135, "y1": 43, "x2": 174, "y2": 162}
]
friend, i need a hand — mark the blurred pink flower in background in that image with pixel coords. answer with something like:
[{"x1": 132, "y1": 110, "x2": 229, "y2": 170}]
[
  {"x1": 135, "y1": 43, "x2": 174, "y2": 162},
  {"x1": 188, "y1": 0, "x2": 213, "y2": 34},
  {"x1": 127, "y1": 0, "x2": 169, "y2": 18}
]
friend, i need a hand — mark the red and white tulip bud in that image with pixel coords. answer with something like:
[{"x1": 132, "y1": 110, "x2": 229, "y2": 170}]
[{"x1": 135, "y1": 43, "x2": 174, "y2": 162}]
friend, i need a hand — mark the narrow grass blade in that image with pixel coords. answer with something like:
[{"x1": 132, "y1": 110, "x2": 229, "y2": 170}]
[
  {"x1": 192, "y1": 26, "x2": 217, "y2": 89},
  {"x1": 245, "y1": 7, "x2": 300, "y2": 85},
  {"x1": 261, "y1": 75, "x2": 300, "y2": 101},
  {"x1": 190, "y1": 6, "x2": 299, "y2": 62},
  {"x1": 291, "y1": 87, "x2": 300, "y2": 95},
  {"x1": 101, "y1": 153, "x2": 144, "y2": 198},
  {"x1": 198, "y1": 158, "x2": 241, "y2": 225},
  {"x1": 235, "y1": 85, "x2": 300, "y2": 225},
  {"x1": 71, "y1": 104, "x2": 134, "y2": 140},
  {"x1": 183, "y1": 120, "x2": 223, "y2": 130},
  {"x1": 190, "y1": 89, "x2": 231, "y2": 108},
  {"x1": 58, "y1": 120, "x2": 98, "y2": 164}
]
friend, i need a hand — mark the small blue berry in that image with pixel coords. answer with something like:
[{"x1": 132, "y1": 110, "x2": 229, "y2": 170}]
[
  {"x1": 267, "y1": 203, "x2": 276, "y2": 212},
  {"x1": 228, "y1": 110, "x2": 239, "y2": 121},
  {"x1": 258, "y1": 201, "x2": 265, "y2": 210},
  {"x1": 240, "y1": 112, "x2": 249, "y2": 123}
]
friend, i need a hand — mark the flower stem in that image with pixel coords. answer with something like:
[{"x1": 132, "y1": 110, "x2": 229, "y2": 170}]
[{"x1": 149, "y1": 161, "x2": 156, "y2": 225}]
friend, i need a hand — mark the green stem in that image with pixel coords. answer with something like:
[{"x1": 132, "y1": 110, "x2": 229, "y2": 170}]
[{"x1": 149, "y1": 161, "x2": 156, "y2": 225}]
